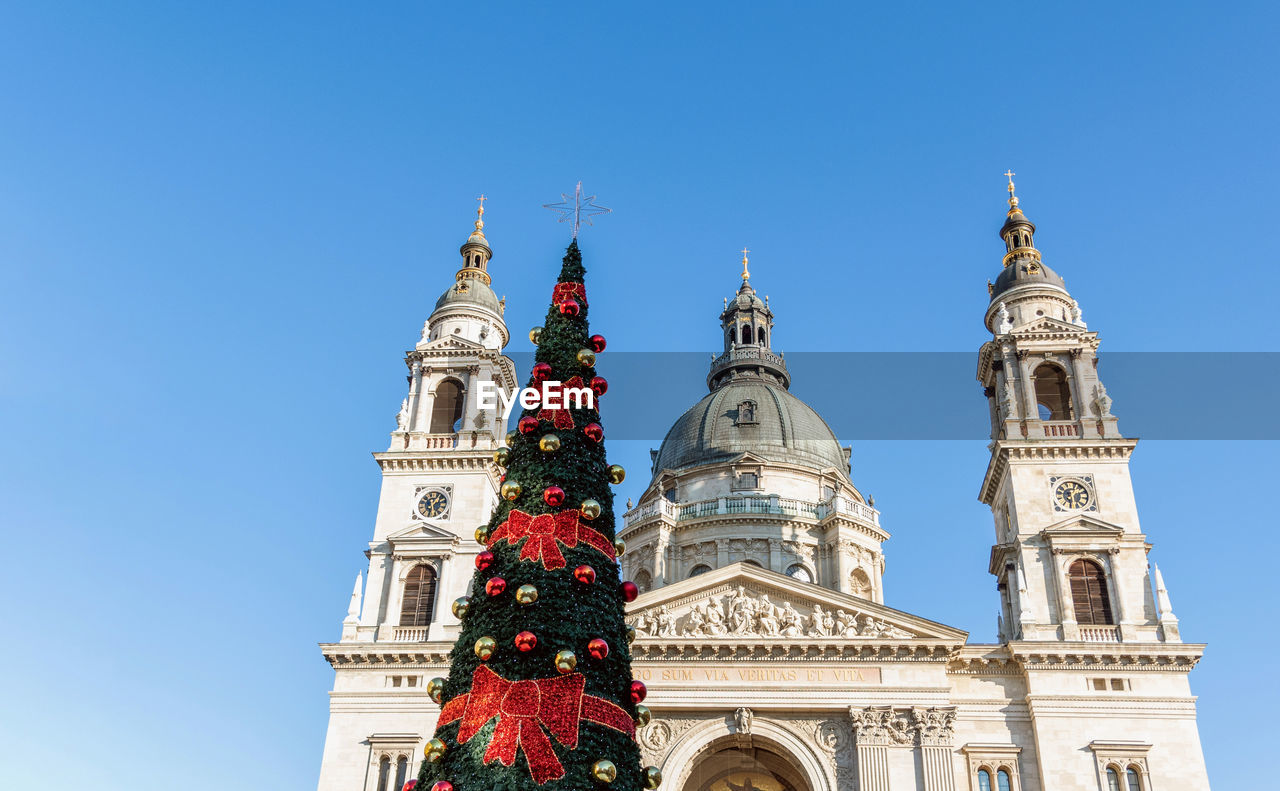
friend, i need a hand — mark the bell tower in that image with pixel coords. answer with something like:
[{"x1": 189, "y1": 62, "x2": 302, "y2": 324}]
[{"x1": 976, "y1": 175, "x2": 1180, "y2": 644}]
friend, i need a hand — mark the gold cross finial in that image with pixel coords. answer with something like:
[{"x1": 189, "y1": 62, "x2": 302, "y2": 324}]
[
  {"x1": 1003, "y1": 170, "x2": 1019, "y2": 209},
  {"x1": 740, "y1": 247, "x2": 750, "y2": 281},
  {"x1": 475, "y1": 194, "x2": 486, "y2": 231}
]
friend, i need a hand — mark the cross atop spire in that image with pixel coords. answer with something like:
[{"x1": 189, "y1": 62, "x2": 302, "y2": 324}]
[
  {"x1": 1004, "y1": 169, "x2": 1019, "y2": 209},
  {"x1": 474, "y1": 194, "x2": 486, "y2": 234},
  {"x1": 741, "y1": 247, "x2": 751, "y2": 281}
]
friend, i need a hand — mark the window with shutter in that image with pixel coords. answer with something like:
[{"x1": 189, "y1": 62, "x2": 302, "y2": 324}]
[
  {"x1": 399, "y1": 564, "x2": 438, "y2": 627},
  {"x1": 1067, "y1": 559, "x2": 1113, "y2": 625}
]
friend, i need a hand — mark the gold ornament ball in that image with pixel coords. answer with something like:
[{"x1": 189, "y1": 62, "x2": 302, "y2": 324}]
[
  {"x1": 613, "y1": 539, "x2": 626, "y2": 556},
  {"x1": 451, "y1": 596, "x2": 471, "y2": 619},
  {"x1": 426, "y1": 677, "x2": 445, "y2": 704},
  {"x1": 506, "y1": 430, "x2": 519, "y2": 447},
  {"x1": 529, "y1": 326, "x2": 543, "y2": 344},
  {"x1": 515, "y1": 584, "x2": 539, "y2": 604},
  {"x1": 474, "y1": 636, "x2": 497, "y2": 661},
  {"x1": 501, "y1": 481, "x2": 523, "y2": 500},
  {"x1": 577, "y1": 348, "x2": 597, "y2": 367},
  {"x1": 539, "y1": 433, "x2": 561, "y2": 452},
  {"x1": 554, "y1": 649, "x2": 578, "y2": 674},
  {"x1": 423, "y1": 738, "x2": 447, "y2": 763},
  {"x1": 579, "y1": 499, "x2": 602, "y2": 520},
  {"x1": 475, "y1": 525, "x2": 491, "y2": 544},
  {"x1": 643, "y1": 766, "x2": 663, "y2": 789},
  {"x1": 591, "y1": 760, "x2": 617, "y2": 784},
  {"x1": 493, "y1": 447, "x2": 510, "y2": 466},
  {"x1": 607, "y1": 465, "x2": 626, "y2": 484},
  {"x1": 625, "y1": 624, "x2": 636, "y2": 644},
  {"x1": 634, "y1": 704, "x2": 652, "y2": 727}
]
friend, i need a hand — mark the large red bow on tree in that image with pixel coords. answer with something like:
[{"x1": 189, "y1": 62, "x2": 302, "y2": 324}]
[
  {"x1": 536, "y1": 375, "x2": 584, "y2": 429},
  {"x1": 438, "y1": 665, "x2": 634, "y2": 784},
  {"x1": 488, "y1": 509, "x2": 616, "y2": 570},
  {"x1": 551, "y1": 281, "x2": 587, "y2": 308}
]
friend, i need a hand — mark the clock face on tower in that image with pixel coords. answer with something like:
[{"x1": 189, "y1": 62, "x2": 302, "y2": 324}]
[
  {"x1": 1053, "y1": 480, "x2": 1092, "y2": 511},
  {"x1": 417, "y1": 489, "x2": 451, "y2": 519}
]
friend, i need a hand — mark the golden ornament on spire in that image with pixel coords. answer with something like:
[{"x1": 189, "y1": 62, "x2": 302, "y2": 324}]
[
  {"x1": 740, "y1": 247, "x2": 750, "y2": 281},
  {"x1": 1003, "y1": 170, "x2": 1019, "y2": 210},
  {"x1": 473, "y1": 193, "x2": 487, "y2": 237}
]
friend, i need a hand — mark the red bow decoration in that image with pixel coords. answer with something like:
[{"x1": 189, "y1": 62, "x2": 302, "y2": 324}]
[
  {"x1": 536, "y1": 376, "x2": 584, "y2": 429},
  {"x1": 488, "y1": 509, "x2": 616, "y2": 570},
  {"x1": 552, "y1": 281, "x2": 587, "y2": 308},
  {"x1": 438, "y1": 665, "x2": 635, "y2": 784}
]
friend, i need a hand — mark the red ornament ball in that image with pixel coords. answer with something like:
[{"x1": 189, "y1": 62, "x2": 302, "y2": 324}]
[
  {"x1": 515, "y1": 630, "x2": 538, "y2": 652},
  {"x1": 630, "y1": 680, "x2": 648, "y2": 703},
  {"x1": 587, "y1": 638, "x2": 610, "y2": 660},
  {"x1": 590, "y1": 376, "x2": 608, "y2": 396},
  {"x1": 532, "y1": 362, "x2": 553, "y2": 382},
  {"x1": 583, "y1": 422, "x2": 604, "y2": 443},
  {"x1": 621, "y1": 581, "x2": 639, "y2": 602},
  {"x1": 589, "y1": 334, "x2": 607, "y2": 353},
  {"x1": 475, "y1": 551, "x2": 494, "y2": 571},
  {"x1": 543, "y1": 485, "x2": 566, "y2": 507},
  {"x1": 427, "y1": 782, "x2": 448, "y2": 791},
  {"x1": 559, "y1": 298, "x2": 580, "y2": 316},
  {"x1": 485, "y1": 577, "x2": 507, "y2": 596},
  {"x1": 573, "y1": 564, "x2": 597, "y2": 584},
  {"x1": 518, "y1": 415, "x2": 540, "y2": 434}
]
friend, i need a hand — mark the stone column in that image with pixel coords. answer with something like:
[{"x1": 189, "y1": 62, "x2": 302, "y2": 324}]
[
  {"x1": 1069, "y1": 348, "x2": 1090, "y2": 418},
  {"x1": 849, "y1": 707, "x2": 900, "y2": 791},
  {"x1": 1106, "y1": 547, "x2": 1130, "y2": 632},
  {"x1": 913, "y1": 707, "x2": 957, "y2": 791},
  {"x1": 407, "y1": 360, "x2": 424, "y2": 432},
  {"x1": 716, "y1": 539, "x2": 729, "y2": 568},
  {"x1": 361, "y1": 550, "x2": 392, "y2": 633},
  {"x1": 429, "y1": 553, "x2": 454, "y2": 637},
  {"x1": 654, "y1": 526, "x2": 670, "y2": 587},
  {"x1": 833, "y1": 541, "x2": 850, "y2": 594},
  {"x1": 768, "y1": 539, "x2": 781, "y2": 573},
  {"x1": 1052, "y1": 549, "x2": 1079, "y2": 640},
  {"x1": 1017, "y1": 350, "x2": 1039, "y2": 420}
]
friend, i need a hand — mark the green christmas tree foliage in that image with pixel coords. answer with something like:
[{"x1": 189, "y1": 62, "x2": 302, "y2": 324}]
[{"x1": 417, "y1": 241, "x2": 656, "y2": 791}]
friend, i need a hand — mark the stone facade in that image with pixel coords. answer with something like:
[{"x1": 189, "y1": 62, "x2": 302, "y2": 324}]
[{"x1": 315, "y1": 198, "x2": 1210, "y2": 791}]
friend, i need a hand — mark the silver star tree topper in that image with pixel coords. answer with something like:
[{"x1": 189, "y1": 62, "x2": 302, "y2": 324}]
[{"x1": 543, "y1": 181, "x2": 611, "y2": 238}]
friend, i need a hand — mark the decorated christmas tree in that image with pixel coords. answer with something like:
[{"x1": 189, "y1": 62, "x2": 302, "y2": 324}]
[{"x1": 415, "y1": 239, "x2": 658, "y2": 791}]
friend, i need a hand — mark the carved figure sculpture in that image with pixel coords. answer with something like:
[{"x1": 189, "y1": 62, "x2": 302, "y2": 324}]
[
  {"x1": 656, "y1": 605, "x2": 677, "y2": 637},
  {"x1": 395, "y1": 398, "x2": 409, "y2": 430},
  {"x1": 780, "y1": 602, "x2": 802, "y2": 637}
]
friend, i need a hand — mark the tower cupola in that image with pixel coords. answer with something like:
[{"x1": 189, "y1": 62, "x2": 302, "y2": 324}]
[
  {"x1": 456, "y1": 194, "x2": 492, "y2": 286},
  {"x1": 710, "y1": 249, "x2": 789, "y2": 390}
]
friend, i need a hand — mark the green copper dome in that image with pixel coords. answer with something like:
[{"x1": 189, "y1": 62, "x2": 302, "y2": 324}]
[
  {"x1": 434, "y1": 279, "x2": 502, "y2": 314},
  {"x1": 653, "y1": 378, "x2": 850, "y2": 476}
]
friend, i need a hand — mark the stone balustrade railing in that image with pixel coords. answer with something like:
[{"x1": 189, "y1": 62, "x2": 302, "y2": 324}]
[
  {"x1": 1079, "y1": 625, "x2": 1120, "y2": 643},
  {"x1": 623, "y1": 493, "x2": 878, "y2": 530}
]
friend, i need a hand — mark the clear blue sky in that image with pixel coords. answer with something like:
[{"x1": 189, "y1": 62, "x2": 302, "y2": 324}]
[{"x1": 1, "y1": 3, "x2": 1276, "y2": 788}]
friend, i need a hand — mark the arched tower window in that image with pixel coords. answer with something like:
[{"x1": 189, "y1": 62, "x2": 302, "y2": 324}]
[
  {"x1": 1067, "y1": 559, "x2": 1113, "y2": 625},
  {"x1": 394, "y1": 757, "x2": 408, "y2": 791},
  {"x1": 399, "y1": 564, "x2": 438, "y2": 627},
  {"x1": 728, "y1": 327, "x2": 736, "y2": 344},
  {"x1": 689, "y1": 564, "x2": 711, "y2": 578},
  {"x1": 376, "y1": 756, "x2": 391, "y2": 791},
  {"x1": 1032, "y1": 363, "x2": 1073, "y2": 420},
  {"x1": 757, "y1": 327, "x2": 766, "y2": 346},
  {"x1": 633, "y1": 569, "x2": 652, "y2": 593},
  {"x1": 786, "y1": 564, "x2": 812, "y2": 583},
  {"x1": 1106, "y1": 767, "x2": 1121, "y2": 791},
  {"x1": 429, "y1": 379, "x2": 465, "y2": 433},
  {"x1": 741, "y1": 325, "x2": 753, "y2": 344},
  {"x1": 977, "y1": 769, "x2": 993, "y2": 791},
  {"x1": 997, "y1": 769, "x2": 1012, "y2": 791},
  {"x1": 1125, "y1": 767, "x2": 1143, "y2": 791}
]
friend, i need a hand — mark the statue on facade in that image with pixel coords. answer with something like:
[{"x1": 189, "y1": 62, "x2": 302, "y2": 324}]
[
  {"x1": 779, "y1": 602, "x2": 802, "y2": 637},
  {"x1": 837, "y1": 609, "x2": 860, "y2": 637},
  {"x1": 683, "y1": 604, "x2": 707, "y2": 637},
  {"x1": 807, "y1": 604, "x2": 831, "y2": 637},
  {"x1": 734, "y1": 707, "x2": 754, "y2": 735},
  {"x1": 996, "y1": 301, "x2": 1014, "y2": 334},
  {"x1": 1071, "y1": 299, "x2": 1087, "y2": 328},
  {"x1": 395, "y1": 398, "x2": 409, "y2": 430},
  {"x1": 419, "y1": 320, "x2": 431, "y2": 345},
  {"x1": 728, "y1": 586, "x2": 755, "y2": 635},
  {"x1": 756, "y1": 594, "x2": 780, "y2": 637},
  {"x1": 1093, "y1": 383, "x2": 1112, "y2": 417},
  {"x1": 822, "y1": 607, "x2": 836, "y2": 636},
  {"x1": 656, "y1": 605, "x2": 677, "y2": 637},
  {"x1": 705, "y1": 597, "x2": 727, "y2": 635}
]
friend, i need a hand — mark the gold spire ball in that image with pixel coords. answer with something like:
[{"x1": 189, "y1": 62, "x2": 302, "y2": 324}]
[
  {"x1": 471, "y1": 193, "x2": 487, "y2": 241},
  {"x1": 740, "y1": 247, "x2": 751, "y2": 281}
]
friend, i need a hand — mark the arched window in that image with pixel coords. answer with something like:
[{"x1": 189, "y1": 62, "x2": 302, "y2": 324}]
[
  {"x1": 728, "y1": 327, "x2": 736, "y2": 344},
  {"x1": 1106, "y1": 767, "x2": 1121, "y2": 791},
  {"x1": 850, "y1": 568, "x2": 872, "y2": 597},
  {"x1": 689, "y1": 564, "x2": 711, "y2": 578},
  {"x1": 741, "y1": 325, "x2": 753, "y2": 344},
  {"x1": 997, "y1": 769, "x2": 1012, "y2": 791},
  {"x1": 786, "y1": 564, "x2": 812, "y2": 583},
  {"x1": 399, "y1": 564, "x2": 438, "y2": 627},
  {"x1": 1125, "y1": 767, "x2": 1142, "y2": 791},
  {"x1": 1032, "y1": 364, "x2": 1073, "y2": 420},
  {"x1": 977, "y1": 769, "x2": 993, "y2": 791},
  {"x1": 376, "y1": 756, "x2": 392, "y2": 791},
  {"x1": 394, "y1": 757, "x2": 408, "y2": 791},
  {"x1": 429, "y1": 379, "x2": 465, "y2": 433},
  {"x1": 634, "y1": 569, "x2": 652, "y2": 593},
  {"x1": 757, "y1": 328, "x2": 766, "y2": 346},
  {"x1": 1067, "y1": 559, "x2": 1113, "y2": 625}
]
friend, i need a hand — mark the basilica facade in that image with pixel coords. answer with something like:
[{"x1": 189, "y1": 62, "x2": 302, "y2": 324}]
[{"x1": 315, "y1": 187, "x2": 1211, "y2": 791}]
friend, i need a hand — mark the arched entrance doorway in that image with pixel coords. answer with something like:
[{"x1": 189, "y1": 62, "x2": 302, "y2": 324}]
[{"x1": 682, "y1": 743, "x2": 810, "y2": 791}]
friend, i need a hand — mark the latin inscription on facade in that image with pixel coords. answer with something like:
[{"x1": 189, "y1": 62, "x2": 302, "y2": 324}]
[{"x1": 632, "y1": 663, "x2": 882, "y2": 686}]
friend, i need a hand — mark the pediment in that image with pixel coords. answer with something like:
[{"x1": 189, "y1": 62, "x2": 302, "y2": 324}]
[
  {"x1": 1039, "y1": 514, "x2": 1125, "y2": 539},
  {"x1": 625, "y1": 563, "x2": 966, "y2": 642},
  {"x1": 417, "y1": 336, "x2": 486, "y2": 352},
  {"x1": 1010, "y1": 316, "x2": 1092, "y2": 337},
  {"x1": 386, "y1": 521, "x2": 461, "y2": 543}
]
